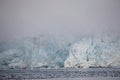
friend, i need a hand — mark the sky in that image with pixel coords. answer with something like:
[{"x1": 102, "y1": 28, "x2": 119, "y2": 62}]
[{"x1": 0, "y1": 0, "x2": 120, "y2": 41}]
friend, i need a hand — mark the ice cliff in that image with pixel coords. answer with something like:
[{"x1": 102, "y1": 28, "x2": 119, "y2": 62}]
[
  {"x1": 64, "y1": 36, "x2": 120, "y2": 68},
  {"x1": 0, "y1": 34, "x2": 120, "y2": 69},
  {"x1": 0, "y1": 34, "x2": 75, "y2": 69}
]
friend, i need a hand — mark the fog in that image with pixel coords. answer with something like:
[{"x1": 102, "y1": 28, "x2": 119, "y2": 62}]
[{"x1": 0, "y1": 0, "x2": 120, "y2": 41}]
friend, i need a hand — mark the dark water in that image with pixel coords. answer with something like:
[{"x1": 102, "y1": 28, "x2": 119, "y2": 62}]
[{"x1": 0, "y1": 68, "x2": 120, "y2": 80}]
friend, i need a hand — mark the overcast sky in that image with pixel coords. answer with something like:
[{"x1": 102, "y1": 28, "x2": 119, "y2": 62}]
[{"x1": 0, "y1": 0, "x2": 120, "y2": 41}]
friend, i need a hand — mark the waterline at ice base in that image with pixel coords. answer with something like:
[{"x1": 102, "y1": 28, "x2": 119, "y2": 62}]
[{"x1": 0, "y1": 34, "x2": 120, "y2": 69}]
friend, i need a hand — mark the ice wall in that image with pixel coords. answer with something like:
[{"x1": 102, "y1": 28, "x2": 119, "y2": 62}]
[
  {"x1": 64, "y1": 37, "x2": 120, "y2": 68},
  {"x1": 0, "y1": 34, "x2": 120, "y2": 69},
  {"x1": 0, "y1": 34, "x2": 75, "y2": 69}
]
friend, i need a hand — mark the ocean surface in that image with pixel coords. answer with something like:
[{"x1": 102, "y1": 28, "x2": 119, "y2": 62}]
[{"x1": 0, "y1": 68, "x2": 120, "y2": 80}]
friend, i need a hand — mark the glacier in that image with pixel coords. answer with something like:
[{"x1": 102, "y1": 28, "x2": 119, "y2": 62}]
[
  {"x1": 64, "y1": 36, "x2": 120, "y2": 68},
  {"x1": 0, "y1": 34, "x2": 75, "y2": 69},
  {"x1": 0, "y1": 34, "x2": 120, "y2": 69}
]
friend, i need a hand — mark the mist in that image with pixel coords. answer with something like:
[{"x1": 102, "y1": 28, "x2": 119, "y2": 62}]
[{"x1": 0, "y1": 0, "x2": 120, "y2": 41}]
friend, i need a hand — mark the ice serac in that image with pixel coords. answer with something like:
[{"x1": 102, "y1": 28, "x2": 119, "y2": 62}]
[{"x1": 64, "y1": 37, "x2": 120, "y2": 68}]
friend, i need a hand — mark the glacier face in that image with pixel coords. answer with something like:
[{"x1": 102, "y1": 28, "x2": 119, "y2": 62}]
[
  {"x1": 0, "y1": 34, "x2": 120, "y2": 69},
  {"x1": 0, "y1": 34, "x2": 75, "y2": 69},
  {"x1": 64, "y1": 37, "x2": 120, "y2": 68}
]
